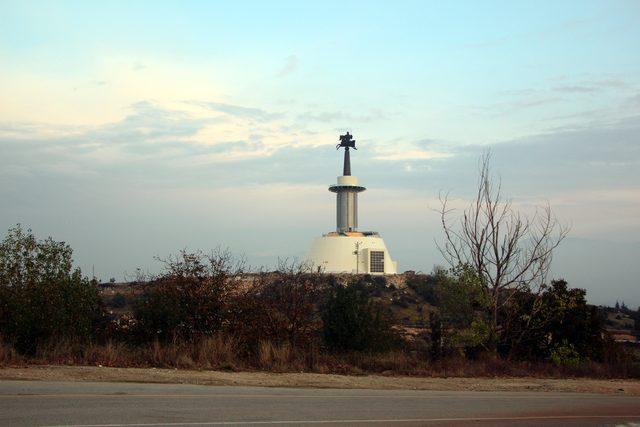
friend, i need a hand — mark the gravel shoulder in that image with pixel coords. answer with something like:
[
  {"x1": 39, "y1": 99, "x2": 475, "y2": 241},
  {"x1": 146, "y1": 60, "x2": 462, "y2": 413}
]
[{"x1": 1, "y1": 365, "x2": 638, "y2": 395}]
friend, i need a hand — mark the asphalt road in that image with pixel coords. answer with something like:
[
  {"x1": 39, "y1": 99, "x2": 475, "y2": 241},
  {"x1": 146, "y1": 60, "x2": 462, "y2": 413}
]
[{"x1": 1, "y1": 380, "x2": 639, "y2": 426}]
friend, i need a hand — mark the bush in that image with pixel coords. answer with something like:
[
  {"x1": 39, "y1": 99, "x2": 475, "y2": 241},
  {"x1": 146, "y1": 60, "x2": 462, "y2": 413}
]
[
  {"x1": 132, "y1": 249, "x2": 241, "y2": 343},
  {"x1": 229, "y1": 264, "x2": 323, "y2": 353},
  {"x1": 108, "y1": 293, "x2": 127, "y2": 308},
  {"x1": 550, "y1": 341, "x2": 583, "y2": 368},
  {"x1": 321, "y1": 280, "x2": 399, "y2": 352},
  {"x1": 435, "y1": 265, "x2": 490, "y2": 356},
  {"x1": 0, "y1": 225, "x2": 104, "y2": 354},
  {"x1": 499, "y1": 280, "x2": 610, "y2": 362},
  {"x1": 405, "y1": 272, "x2": 441, "y2": 305},
  {"x1": 428, "y1": 311, "x2": 444, "y2": 359}
]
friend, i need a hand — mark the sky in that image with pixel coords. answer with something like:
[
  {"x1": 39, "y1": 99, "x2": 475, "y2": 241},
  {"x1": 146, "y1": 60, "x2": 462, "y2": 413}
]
[{"x1": 1, "y1": 1, "x2": 639, "y2": 306}]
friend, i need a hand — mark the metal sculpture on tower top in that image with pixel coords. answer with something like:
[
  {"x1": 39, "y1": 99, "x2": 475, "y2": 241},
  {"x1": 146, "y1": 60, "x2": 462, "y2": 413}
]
[
  {"x1": 337, "y1": 132, "x2": 356, "y2": 149},
  {"x1": 336, "y1": 132, "x2": 356, "y2": 176}
]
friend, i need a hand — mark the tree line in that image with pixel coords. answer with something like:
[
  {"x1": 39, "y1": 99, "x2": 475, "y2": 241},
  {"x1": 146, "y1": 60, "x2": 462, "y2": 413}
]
[{"x1": 0, "y1": 224, "x2": 636, "y2": 376}]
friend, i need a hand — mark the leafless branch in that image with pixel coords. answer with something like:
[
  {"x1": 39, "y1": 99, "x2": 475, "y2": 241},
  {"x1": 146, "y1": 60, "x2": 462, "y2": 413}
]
[{"x1": 437, "y1": 151, "x2": 570, "y2": 345}]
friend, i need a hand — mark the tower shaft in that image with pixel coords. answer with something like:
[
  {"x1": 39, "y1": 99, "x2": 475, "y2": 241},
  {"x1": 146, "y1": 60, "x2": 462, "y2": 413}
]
[
  {"x1": 343, "y1": 147, "x2": 351, "y2": 176},
  {"x1": 330, "y1": 175, "x2": 365, "y2": 233},
  {"x1": 336, "y1": 190, "x2": 358, "y2": 232}
]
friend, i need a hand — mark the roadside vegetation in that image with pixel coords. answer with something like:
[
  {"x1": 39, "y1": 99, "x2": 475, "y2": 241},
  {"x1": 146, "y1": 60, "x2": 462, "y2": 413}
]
[
  {"x1": 1, "y1": 155, "x2": 638, "y2": 378},
  {"x1": 1, "y1": 224, "x2": 638, "y2": 378}
]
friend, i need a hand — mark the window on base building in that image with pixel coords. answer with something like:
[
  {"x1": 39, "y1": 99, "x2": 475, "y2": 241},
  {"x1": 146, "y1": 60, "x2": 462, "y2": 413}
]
[{"x1": 370, "y1": 251, "x2": 384, "y2": 273}]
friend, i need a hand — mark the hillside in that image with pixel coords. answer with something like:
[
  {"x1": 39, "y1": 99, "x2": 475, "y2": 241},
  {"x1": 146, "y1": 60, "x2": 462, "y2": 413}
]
[{"x1": 99, "y1": 273, "x2": 640, "y2": 348}]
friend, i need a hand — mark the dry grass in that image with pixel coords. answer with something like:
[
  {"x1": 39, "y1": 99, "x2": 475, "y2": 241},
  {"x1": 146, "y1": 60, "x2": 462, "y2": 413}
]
[
  {"x1": 193, "y1": 335, "x2": 238, "y2": 369},
  {"x1": 0, "y1": 340, "x2": 22, "y2": 365},
  {"x1": 1, "y1": 337, "x2": 638, "y2": 379}
]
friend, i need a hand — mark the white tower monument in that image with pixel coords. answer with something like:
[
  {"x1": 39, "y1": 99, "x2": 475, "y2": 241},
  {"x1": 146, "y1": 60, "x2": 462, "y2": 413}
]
[{"x1": 307, "y1": 132, "x2": 398, "y2": 274}]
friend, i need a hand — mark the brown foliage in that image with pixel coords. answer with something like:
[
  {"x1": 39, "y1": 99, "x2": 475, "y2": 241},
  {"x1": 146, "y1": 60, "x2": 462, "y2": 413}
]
[
  {"x1": 132, "y1": 249, "x2": 244, "y2": 342},
  {"x1": 229, "y1": 263, "x2": 325, "y2": 353}
]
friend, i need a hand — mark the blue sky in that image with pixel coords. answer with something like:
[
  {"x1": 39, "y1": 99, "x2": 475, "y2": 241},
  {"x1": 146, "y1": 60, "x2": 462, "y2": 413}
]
[{"x1": 1, "y1": 1, "x2": 639, "y2": 305}]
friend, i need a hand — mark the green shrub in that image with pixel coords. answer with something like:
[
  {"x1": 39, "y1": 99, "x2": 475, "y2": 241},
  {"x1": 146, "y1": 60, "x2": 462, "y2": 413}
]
[
  {"x1": 502, "y1": 280, "x2": 610, "y2": 361},
  {"x1": 550, "y1": 341, "x2": 583, "y2": 368},
  {"x1": 321, "y1": 281, "x2": 399, "y2": 352},
  {"x1": 0, "y1": 225, "x2": 104, "y2": 354}
]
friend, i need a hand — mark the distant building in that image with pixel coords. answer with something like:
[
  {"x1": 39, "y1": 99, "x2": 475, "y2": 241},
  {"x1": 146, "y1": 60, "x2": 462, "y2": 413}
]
[{"x1": 307, "y1": 132, "x2": 397, "y2": 274}]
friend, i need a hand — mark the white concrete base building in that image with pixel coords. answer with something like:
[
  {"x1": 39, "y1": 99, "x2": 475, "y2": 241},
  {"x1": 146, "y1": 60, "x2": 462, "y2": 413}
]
[
  {"x1": 307, "y1": 132, "x2": 398, "y2": 275},
  {"x1": 308, "y1": 233, "x2": 398, "y2": 274}
]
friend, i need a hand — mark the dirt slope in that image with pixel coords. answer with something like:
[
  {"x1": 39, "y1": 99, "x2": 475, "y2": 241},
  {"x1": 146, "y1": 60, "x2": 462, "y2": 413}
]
[{"x1": 1, "y1": 365, "x2": 639, "y2": 395}]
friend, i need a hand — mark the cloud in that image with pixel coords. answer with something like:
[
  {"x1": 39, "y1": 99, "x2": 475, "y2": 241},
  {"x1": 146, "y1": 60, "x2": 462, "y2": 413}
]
[
  {"x1": 367, "y1": 138, "x2": 453, "y2": 163},
  {"x1": 296, "y1": 109, "x2": 389, "y2": 124},
  {"x1": 372, "y1": 149, "x2": 452, "y2": 161},
  {"x1": 480, "y1": 78, "x2": 634, "y2": 123},
  {"x1": 0, "y1": 99, "x2": 332, "y2": 188},
  {"x1": 3, "y1": 102, "x2": 638, "y2": 199},
  {"x1": 552, "y1": 79, "x2": 630, "y2": 94},
  {"x1": 492, "y1": 115, "x2": 640, "y2": 168},
  {"x1": 590, "y1": 79, "x2": 629, "y2": 89},
  {"x1": 94, "y1": 101, "x2": 209, "y2": 145},
  {"x1": 553, "y1": 85, "x2": 599, "y2": 93},
  {"x1": 472, "y1": 96, "x2": 564, "y2": 116},
  {"x1": 0, "y1": 101, "x2": 241, "y2": 181},
  {"x1": 626, "y1": 93, "x2": 640, "y2": 108},
  {"x1": 277, "y1": 55, "x2": 298, "y2": 77},
  {"x1": 193, "y1": 101, "x2": 283, "y2": 122}
]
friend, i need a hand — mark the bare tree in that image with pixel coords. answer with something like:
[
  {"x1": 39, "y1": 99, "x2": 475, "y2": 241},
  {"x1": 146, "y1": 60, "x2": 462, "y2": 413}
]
[{"x1": 437, "y1": 152, "x2": 569, "y2": 348}]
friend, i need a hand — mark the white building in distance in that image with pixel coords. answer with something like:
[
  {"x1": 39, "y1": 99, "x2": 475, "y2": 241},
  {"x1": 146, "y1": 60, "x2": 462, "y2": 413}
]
[{"x1": 307, "y1": 132, "x2": 398, "y2": 275}]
